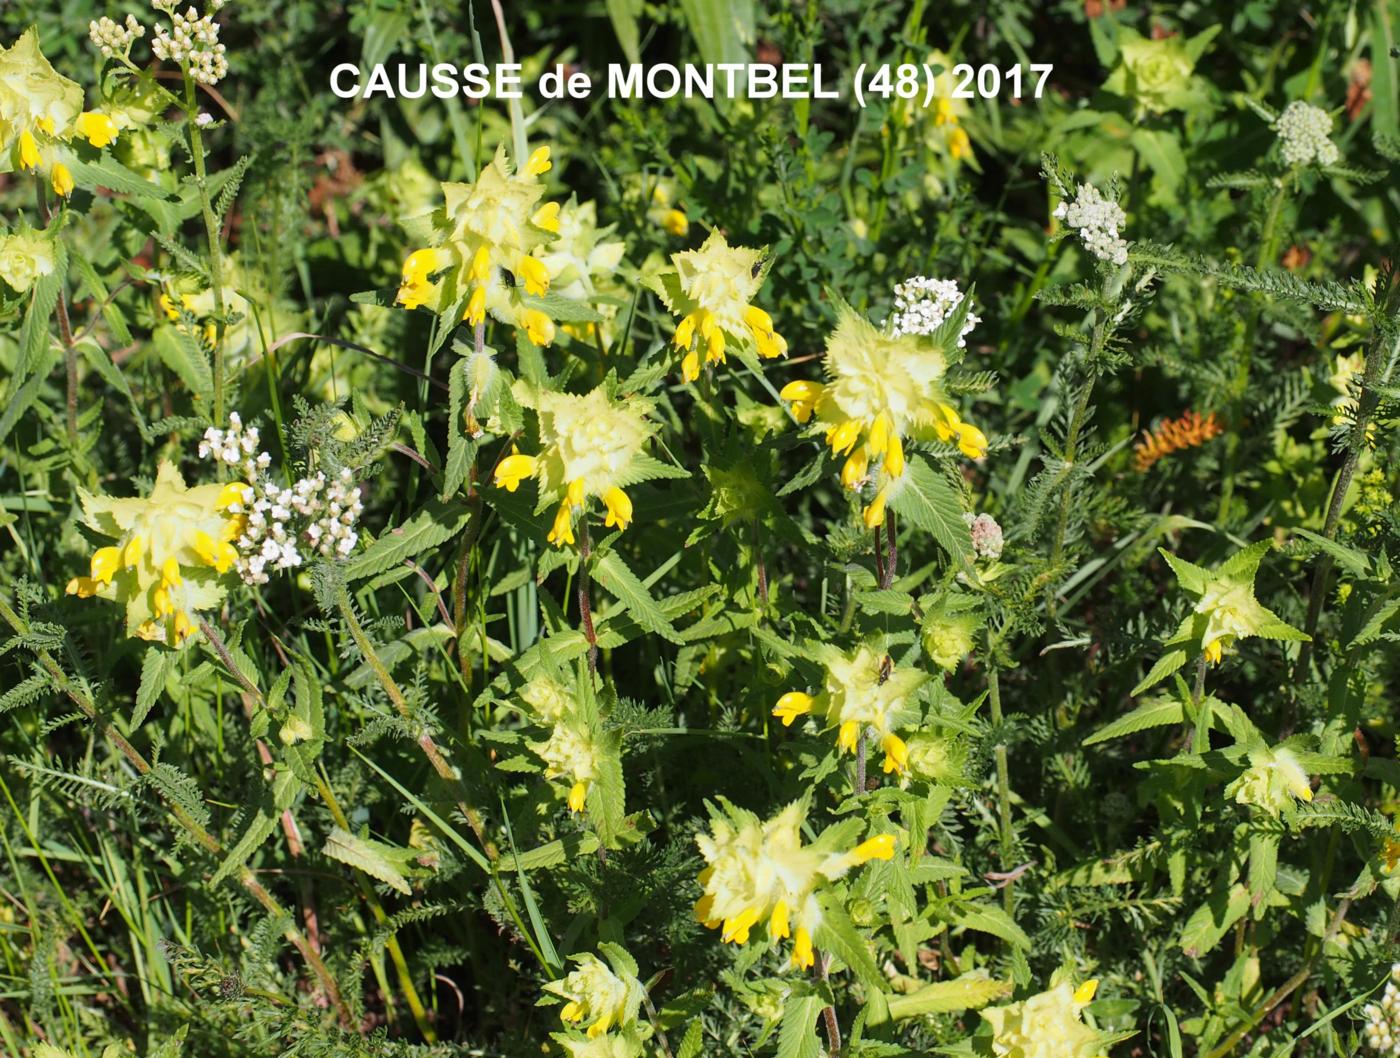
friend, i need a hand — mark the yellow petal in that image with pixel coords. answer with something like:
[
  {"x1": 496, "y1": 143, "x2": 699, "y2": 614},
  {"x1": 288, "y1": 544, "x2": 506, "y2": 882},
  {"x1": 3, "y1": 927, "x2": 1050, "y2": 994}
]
[
  {"x1": 517, "y1": 255, "x2": 549, "y2": 297},
  {"x1": 837, "y1": 720, "x2": 861, "y2": 754},
  {"x1": 1204, "y1": 639, "x2": 1223, "y2": 664},
  {"x1": 673, "y1": 312, "x2": 698, "y2": 349},
  {"x1": 602, "y1": 487, "x2": 632, "y2": 531},
  {"x1": 521, "y1": 308, "x2": 555, "y2": 346},
  {"x1": 546, "y1": 503, "x2": 575, "y2": 548},
  {"x1": 863, "y1": 485, "x2": 889, "y2": 529},
  {"x1": 1073, "y1": 979, "x2": 1099, "y2": 1005},
  {"x1": 90, "y1": 546, "x2": 121, "y2": 584},
  {"x1": 468, "y1": 244, "x2": 491, "y2": 283},
  {"x1": 880, "y1": 733, "x2": 908, "y2": 774},
  {"x1": 661, "y1": 208, "x2": 689, "y2": 237},
  {"x1": 680, "y1": 349, "x2": 700, "y2": 383},
  {"x1": 792, "y1": 926, "x2": 814, "y2": 969},
  {"x1": 122, "y1": 535, "x2": 145, "y2": 568},
  {"x1": 66, "y1": 576, "x2": 99, "y2": 598},
  {"x1": 494, "y1": 452, "x2": 538, "y2": 492},
  {"x1": 826, "y1": 418, "x2": 863, "y2": 457},
  {"x1": 851, "y1": 833, "x2": 897, "y2": 864},
  {"x1": 19, "y1": 130, "x2": 40, "y2": 171},
  {"x1": 524, "y1": 145, "x2": 552, "y2": 176},
  {"x1": 51, "y1": 163, "x2": 74, "y2": 198},
  {"x1": 531, "y1": 202, "x2": 560, "y2": 233},
  {"x1": 772, "y1": 691, "x2": 814, "y2": 726},
  {"x1": 841, "y1": 449, "x2": 869, "y2": 490},
  {"x1": 567, "y1": 780, "x2": 587, "y2": 813},
  {"x1": 743, "y1": 305, "x2": 774, "y2": 333},
  {"x1": 706, "y1": 325, "x2": 726, "y2": 364},
  {"x1": 885, "y1": 432, "x2": 905, "y2": 478},
  {"x1": 75, "y1": 112, "x2": 119, "y2": 149},
  {"x1": 955, "y1": 421, "x2": 988, "y2": 460},
  {"x1": 722, "y1": 905, "x2": 761, "y2": 944},
  {"x1": 769, "y1": 899, "x2": 790, "y2": 940},
  {"x1": 464, "y1": 285, "x2": 487, "y2": 326},
  {"x1": 161, "y1": 556, "x2": 183, "y2": 588},
  {"x1": 567, "y1": 478, "x2": 586, "y2": 508},
  {"x1": 866, "y1": 411, "x2": 891, "y2": 457},
  {"x1": 173, "y1": 610, "x2": 195, "y2": 643}
]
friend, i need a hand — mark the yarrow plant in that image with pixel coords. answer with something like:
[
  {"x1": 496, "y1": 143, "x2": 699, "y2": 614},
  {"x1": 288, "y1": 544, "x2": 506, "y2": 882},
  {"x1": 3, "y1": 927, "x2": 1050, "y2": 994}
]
[
  {"x1": 1274, "y1": 100, "x2": 1340, "y2": 167},
  {"x1": 1053, "y1": 182, "x2": 1130, "y2": 265}
]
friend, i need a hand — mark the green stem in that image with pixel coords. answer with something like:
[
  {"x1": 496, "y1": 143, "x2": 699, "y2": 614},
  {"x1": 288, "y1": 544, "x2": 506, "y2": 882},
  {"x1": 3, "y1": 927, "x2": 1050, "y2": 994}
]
[{"x1": 184, "y1": 68, "x2": 228, "y2": 425}]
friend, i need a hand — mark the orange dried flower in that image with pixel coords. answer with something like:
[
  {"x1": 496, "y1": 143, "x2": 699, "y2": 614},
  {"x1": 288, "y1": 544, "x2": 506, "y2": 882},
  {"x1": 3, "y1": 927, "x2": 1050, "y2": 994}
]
[{"x1": 1133, "y1": 410, "x2": 1223, "y2": 472}]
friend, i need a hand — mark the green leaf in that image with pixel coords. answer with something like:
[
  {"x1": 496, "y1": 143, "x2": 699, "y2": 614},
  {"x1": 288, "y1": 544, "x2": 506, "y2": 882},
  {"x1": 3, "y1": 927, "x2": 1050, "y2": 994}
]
[
  {"x1": 153, "y1": 325, "x2": 213, "y2": 404},
  {"x1": 678, "y1": 0, "x2": 753, "y2": 81},
  {"x1": 345, "y1": 499, "x2": 474, "y2": 581},
  {"x1": 1083, "y1": 695, "x2": 1183, "y2": 746},
  {"x1": 814, "y1": 898, "x2": 885, "y2": 992},
  {"x1": 133, "y1": 648, "x2": 175, "y2": 727},
  {"x1": 210, "y1": 809, "x2": 280, "y2": 886},
  {"x1": 1293, "y1": 527, "x2": 1370, "y2": 577},
  {"x1": 606, "y1": 0, "x2": 643, "y2": 64},
  {"x1": 948, "y1": 902, "x2": 1031, "y2": 949},
  {"x1": 322, "y1": 826, "x2": 417, "y2": 895},
  {"x1": 890, "y1": 456, "x2": 973, "y2": 567},
  {"x1": 592, "y1": 551, "x2": 682, "y2": 643},
  {"x1": 1247, "y1": 831, "x2": 1278, "y2": 907},
  {"x1": 776, "y1": 994, "x2": 822, "y2": 1058},
  {"x1": 1130, "y1": 128, "x2": 1186, "y2": 205},
  {"x1": 1179, "y1": 883, "x2": 1249, "y2": 956},
  {"x1": 881, "y1": 975, "x2": 1011, "y2": 1022}
]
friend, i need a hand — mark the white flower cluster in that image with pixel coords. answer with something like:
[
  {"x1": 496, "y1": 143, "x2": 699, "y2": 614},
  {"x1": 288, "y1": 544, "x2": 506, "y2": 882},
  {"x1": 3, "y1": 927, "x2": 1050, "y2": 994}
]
[
  {"x1": 88, "y1": 15, "x2": 146, "y2": 57},
  {"x1": 150, "y1": 1, "x2": 229, "y2": 85},
  {"x1": 198, "y1": 415, "x2": 363, "y2": 585},
  {"x1": 1053, "y1": 183, "x2": 1130, "y2": 266},
  {"x1": 963, "y1": 512, "x2": 1004, "y2": 560},
  {"x1": 889, "y1": 276, "x2": 980, "y2": 347},
  {"x1": 1275, "y1": 101, "x2": 1339, "y2": 168},
  {"x1": 199, "y1": 412, "x2": 271, "y2": 480},
  {"x1": 1363, "y1": 966, "x2": 1400, "y2": 1055}
]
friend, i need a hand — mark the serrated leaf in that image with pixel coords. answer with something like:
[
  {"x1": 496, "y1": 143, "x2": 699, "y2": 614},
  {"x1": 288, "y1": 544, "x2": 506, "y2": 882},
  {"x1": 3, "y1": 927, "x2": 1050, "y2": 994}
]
[
  {"x1": 322, "y1": 826, "x2": 416, "y2": 895},
  {"x1": 881, "y1": 975, "x2": 1011, "y2": 1022},
  {"x1": 1179, "y1": 883, "x2": 1249, "y2": 956},
  {"x1": 592, "y1": 551, "x2": 682, "y2": 643},
  {"x1": 814, "y1": 898, "x2": 885, "y2": 992},
  {"x1": 891, "y1": 456, "x2": 973, "y2": 568},
  {"x1": 345, "y1": 500, "x2": 474, "y2": 581},
  {"x1": 776, "y1": 993, "x2": 822, "y2": 1058},
  {"x1": 948, "y1": 902, "x2": 1031, "y2": 949},
  {"x1": 210, "y1": 809, "x2": 280, "y2": 886},
  {"x1": 133, "y1": 648, "x2": 175, "y2": 727},
  {"x1": 1083, "y1": 696, "x2": 1183, "y2": 746}
]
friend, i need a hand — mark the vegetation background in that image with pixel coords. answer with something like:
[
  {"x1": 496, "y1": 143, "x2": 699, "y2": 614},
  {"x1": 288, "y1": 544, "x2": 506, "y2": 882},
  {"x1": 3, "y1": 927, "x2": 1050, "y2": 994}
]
[{"x1": 0, "y1": 0, "x2": 1398, "y2": 1056}]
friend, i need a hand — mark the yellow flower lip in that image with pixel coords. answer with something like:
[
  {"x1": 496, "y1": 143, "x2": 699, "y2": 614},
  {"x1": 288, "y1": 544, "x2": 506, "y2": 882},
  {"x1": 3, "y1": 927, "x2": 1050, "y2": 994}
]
[
  {"x1": 494, "y1": 451, "x2": 538, "y2": 492},
  {"x1": 1072, "y1": 979, "x2": 1099, "y2": 1005},
  {"x1": 773, "y1": 691, "x2": 814, "y2": 726},
  {"x1": 524, "y1": 144, "x2": 552, "y2": 177},
  {"x1": 602, "y1": 486, "x2": 632, "y2": 531},
  {"x1": 76, "y1": 111, "x2": 119, "y2": 149},
  {"x1": 851, "y1": 833, "x2": 897, "y2": 864},
  {"x1": 517, "y1": 254, "x2": 549, "y2": 296},
  {"x1": 520, "y1": 307, "x2": 555, "y2": 346},
  {"x1": 51, "y1": 162, "x2": 74, "y2": 198},
  {"x1": 18, "y1": 129, "x2": 41, "y2": 171}
]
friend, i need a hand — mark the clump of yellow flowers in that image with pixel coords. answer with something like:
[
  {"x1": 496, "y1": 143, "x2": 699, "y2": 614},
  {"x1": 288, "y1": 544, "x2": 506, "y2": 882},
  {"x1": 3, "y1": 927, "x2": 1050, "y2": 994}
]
[
  {"x1": 780, "y1": 299, "x2": 986, "y2": 529},
  {"x1": 981, "y1": 978, "x2": 1122, "y2": 1058},
  {"x1": 68, "y1": 462, "x2": 248, "y2": 646},
  {"x1": 694, "y1": 798, "x2": 896, "y2": 970},
  {"x1": 654, "y1": 230, "x2": 786, "y2": 382},
  {"x1": 772, "y1": 643, "x2": 927, "y2": 775},
  {"x1": 494, "y1": 383, "x2": 680, "y2": 548},
  {"x1": 1, "y1": 28, "x2": 129, "y2": 199},
  {"x1": 396, "y1": 144, "x2": 562, "y2": 345}
]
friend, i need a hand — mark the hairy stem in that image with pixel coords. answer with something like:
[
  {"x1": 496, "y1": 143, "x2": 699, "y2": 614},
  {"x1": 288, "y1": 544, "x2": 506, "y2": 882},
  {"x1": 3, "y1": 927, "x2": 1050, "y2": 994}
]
[{"x1": 578, "y1": 521, "x2": 598, "y2": 676}]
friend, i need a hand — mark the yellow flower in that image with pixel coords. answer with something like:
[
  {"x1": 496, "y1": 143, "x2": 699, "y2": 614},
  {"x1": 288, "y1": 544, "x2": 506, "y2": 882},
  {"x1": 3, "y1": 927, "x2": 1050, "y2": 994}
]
[
  {"x1": 695, "y1": 799, "x2": 896, "y2": 970},
  {"x1": 50, "y1": 161, "x2": 73, "y2": 197},
  {"x1": 545, "y1": 945, "x2": 645, "y2": 1039},
  {"x1": 501, "y1": 385, "x2": 670, "y2": 548},
  {"x1": 661, "y1": 207, "x2": 689, "y2": 236},
  {"x1": 774, "y1": 644, "x2": 926, "y2": 774},
  {"x1": 18, "y1": 128, "x2": 39, "y2": 169},
  {"x1": 396, "y1": 145, "x2": 574, "y2": 345},
  {"x1": 780, "y1": 300, "x2": 986, "y2": 525},
  {"x1": 981, "y1": 980, "x2": 1113, "y2": 1058},
  {"x1": 75, "y1": 111, "x2": 119, "y2": 148},
  {"x1": 658, "y1": 230, "x2": 786, "y2": 382},
  {"x1": 69, "y1": 461, "x2": 248, "y2": 647}
]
